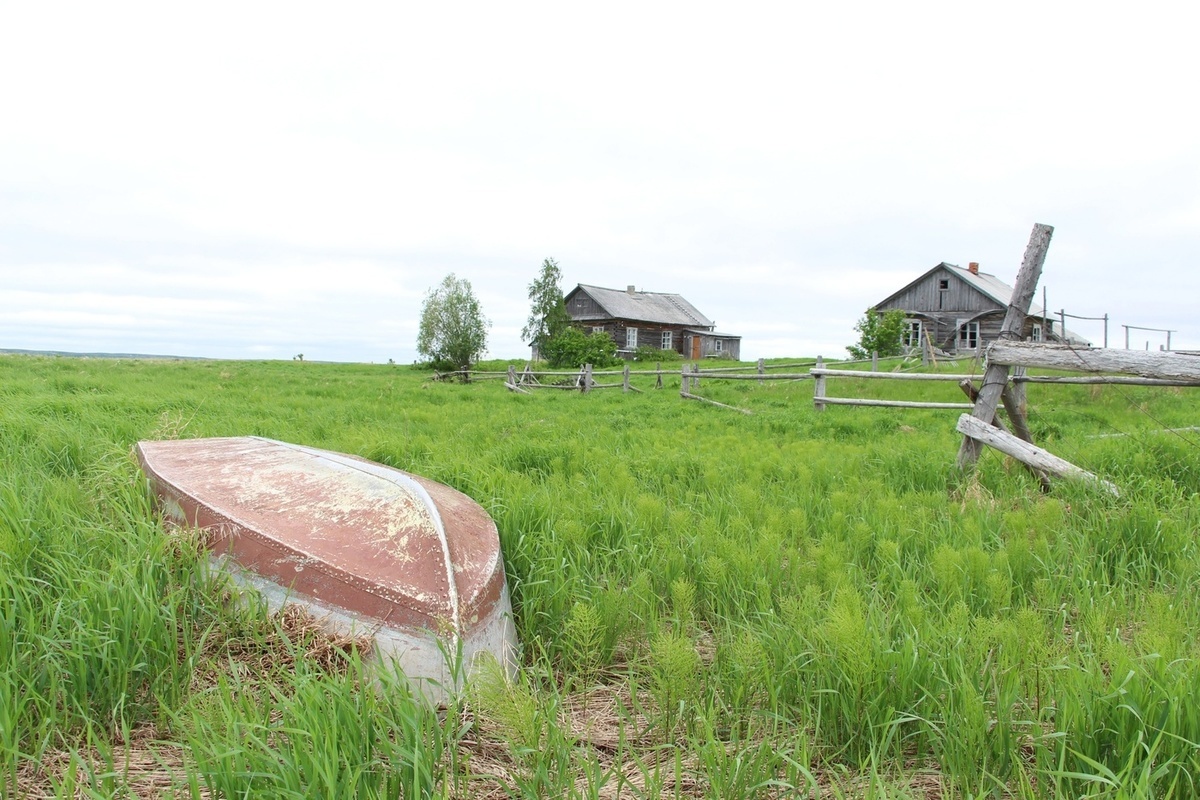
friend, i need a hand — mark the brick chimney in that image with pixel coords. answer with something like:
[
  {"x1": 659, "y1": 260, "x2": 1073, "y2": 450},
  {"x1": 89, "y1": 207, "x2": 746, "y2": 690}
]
[
  {"x1": 626, "y1": 284, "x2": 636, "y2": 294},
  {"x1": 968, "y1": 262, "x2": 979, "y2": 275}
]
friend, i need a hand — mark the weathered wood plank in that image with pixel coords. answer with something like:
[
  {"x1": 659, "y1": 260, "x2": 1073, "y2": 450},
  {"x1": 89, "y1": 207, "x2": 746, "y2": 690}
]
[
  {"x1": 957, "y1": 223, "x2": 1054, "y2": 468},
  {"x1": 987, "y1": 341, "x2": 1200, "y2": 382},
  {"x1": 811, "y1": 369, "x2": 987, "y2": 382},
  {"x1": 957, "y1": 414, "x2": 1119, "y2": 496},
  {"x1": 697, "y1": 372, "x2": 814, "y2": 380},
  {"x1": 681, "y1": 392, "x2": 753, "y2": 415},
  {"x1": 821, "y1": 397, "x2": 975, "y2": 410},
  {"x1": 1018, "y1": 375, "x2": 1200, "y2": 386},
  {"x1": 960, "y1": 379, "x2": 1050, "y2": 491},
  {"x1": 813, "y1": 356, "x2": 826, "y2": 412}
]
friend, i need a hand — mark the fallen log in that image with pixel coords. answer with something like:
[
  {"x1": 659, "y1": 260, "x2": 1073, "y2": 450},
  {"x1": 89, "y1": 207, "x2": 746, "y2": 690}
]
[
  {"x1": 956, "y1": 414, "x2": 1118, "y2": 496},
  {"x1": 681, "y1": 392, "x2": 753, "y2": 415}
]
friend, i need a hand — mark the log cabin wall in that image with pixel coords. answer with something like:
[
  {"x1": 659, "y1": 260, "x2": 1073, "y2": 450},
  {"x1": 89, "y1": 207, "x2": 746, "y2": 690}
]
[
  {"x1": 913, "y1": 311, "x2": 1058, "y2": 353},
  {"x1": 576, "y1": 319, "x2": 688, "y2": 356}
]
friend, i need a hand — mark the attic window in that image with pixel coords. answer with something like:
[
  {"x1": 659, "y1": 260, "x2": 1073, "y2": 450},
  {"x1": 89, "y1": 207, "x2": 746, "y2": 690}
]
[
  {"x1": 938, "y1": 279, "x2": 949, "y2": 290},
  {"x1": 575, "y1": 297, "x2": 588, "y2": 308}
]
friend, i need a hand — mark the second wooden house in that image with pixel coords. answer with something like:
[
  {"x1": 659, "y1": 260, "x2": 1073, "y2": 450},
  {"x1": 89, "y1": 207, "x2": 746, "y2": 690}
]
[
  {"x1": 564, "y1": 283, "x2": 742, "y2": 360},
  {"x1": 872, "y1": 262, "x2": 1088, "y2": 355}
]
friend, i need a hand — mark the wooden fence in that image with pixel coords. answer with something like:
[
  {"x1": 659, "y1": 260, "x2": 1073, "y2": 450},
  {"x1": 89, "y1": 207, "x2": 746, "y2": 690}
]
[
  {"x1": 956, "y1": 342, "x2": 1200, "y2": 496},
  {"x1": 810, "y1": 355, "x2": 983, "y2": 412}
]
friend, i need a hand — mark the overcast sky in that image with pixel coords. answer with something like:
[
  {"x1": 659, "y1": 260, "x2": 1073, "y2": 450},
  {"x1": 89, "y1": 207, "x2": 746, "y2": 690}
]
[{"x1": 3, "y1": 2, "x2": 1197, "y2": 363}]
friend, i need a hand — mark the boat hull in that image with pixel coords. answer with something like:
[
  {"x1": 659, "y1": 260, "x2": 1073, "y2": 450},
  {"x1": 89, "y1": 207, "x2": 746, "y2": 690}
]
[{"x1": 135, "y1": 436, "x2": 518, "y2": 699}]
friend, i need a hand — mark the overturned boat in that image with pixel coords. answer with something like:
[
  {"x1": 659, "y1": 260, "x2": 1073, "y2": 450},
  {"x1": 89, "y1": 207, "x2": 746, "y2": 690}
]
[{"x1": 135, "y1": 436, "x2": 518, "y2": 700}]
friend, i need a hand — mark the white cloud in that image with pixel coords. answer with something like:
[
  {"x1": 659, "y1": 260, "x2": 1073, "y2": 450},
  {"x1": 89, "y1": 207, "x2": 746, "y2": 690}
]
[{"x1": 2, "y1": 1, "x2": 1199, "y2": 362}]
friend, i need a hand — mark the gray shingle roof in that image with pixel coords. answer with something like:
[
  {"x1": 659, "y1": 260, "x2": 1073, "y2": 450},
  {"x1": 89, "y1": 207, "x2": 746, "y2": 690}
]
[
  {"x1": 571, "y1": 284, "x2": 714, "y2": 327},
  {"x1": 945, "y1": 264, "x2": 1024, "y2": 309}
]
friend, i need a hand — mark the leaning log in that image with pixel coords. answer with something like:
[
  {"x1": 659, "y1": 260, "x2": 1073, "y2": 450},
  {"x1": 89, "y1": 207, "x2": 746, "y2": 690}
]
[
  {"x1": 956, "y1": 414, "x2": 1119, "y2": 496},
  {"x1": 960, "y1": 379, "x2": 1050, "y2": 491},
  {"x1": 957, "y1": 223, "x2": 1054, "y2": 469}
]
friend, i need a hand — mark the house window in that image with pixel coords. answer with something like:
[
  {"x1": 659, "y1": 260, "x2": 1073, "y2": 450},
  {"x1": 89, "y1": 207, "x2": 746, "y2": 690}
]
[
  {"x1": 661, "y1": 331, "x2": 672, "y2": 350},
  {"x1": 575, "y1": 297, "x2": 588, "y2": 308},
  {"x1": 592, "y1": 326, "x2": 605, "y2": 336},
  {"x1": 938, "y1": 279, "x2": 949, "y2": 290},
  {"x1": 958, "y1": 322, "x2": 979, "y2": 350},
  {"x1": 626, "y1": 327, "x2": 638, "y2": 348},
  {"x1": 1031, "y1": 323, "x2": 1043, "y2": 342},
  {"x1": 714, "y1": 339, "x2": 723, "y2": 353},
  {"x1": 903, "y1": 319, "x2": 922, "y2": 348}
]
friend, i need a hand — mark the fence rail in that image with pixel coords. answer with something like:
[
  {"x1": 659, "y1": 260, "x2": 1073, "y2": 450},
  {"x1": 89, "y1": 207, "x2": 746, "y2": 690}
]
[{"x1": 811, "y1": 357, "x2": 987, "y2": 411}]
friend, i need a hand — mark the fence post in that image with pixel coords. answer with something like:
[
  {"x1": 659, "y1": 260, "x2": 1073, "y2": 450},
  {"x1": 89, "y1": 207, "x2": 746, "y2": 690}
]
[
  {"x1": 583, "y1": 363, "x2": 593, "y2": 393},
  {"x1": 871, "y1": 351, "x2": 878, "y2": 372},
  {"x1": 680, "y1": 364, "x2": 688, "y2": 397},
  {"x1": 813, "y1": 356, "x2": 826, "y2": 412},
  {"x1": 623, "y1": 363, "x2": 631, "y2": 393},
  {"x1": 693, "y1": 363, "x2": 700, "y2": 390},
  {"x1": 656, "y1": 363, "x2": 663, "y2": 389},
  {"x1": 757, "y1": 357, "x2": 765, "y2": 384},
  {"x1": 1010, "y1": 366, "x2": 1027, "y2": 418}
]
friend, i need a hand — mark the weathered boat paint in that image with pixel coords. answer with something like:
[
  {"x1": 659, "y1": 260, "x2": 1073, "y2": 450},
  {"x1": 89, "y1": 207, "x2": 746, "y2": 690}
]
[{"x1": 135, "y1": 436, "x2": 518, "y2": 700}]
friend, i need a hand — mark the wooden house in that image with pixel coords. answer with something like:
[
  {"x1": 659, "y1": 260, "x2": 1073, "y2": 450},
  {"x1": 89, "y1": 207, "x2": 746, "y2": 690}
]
[
  {"x1": 873, "y1": 262, "x2": 1088, "y2": 355},
  {"x1": 564, "y1": 283, "x2": 742, "y2": 360}
]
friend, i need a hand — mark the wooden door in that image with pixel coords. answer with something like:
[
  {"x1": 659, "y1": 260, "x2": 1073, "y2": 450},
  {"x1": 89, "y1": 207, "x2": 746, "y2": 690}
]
[{"x1": 690, "y1": 335, "x2": 701, "y2": 359}]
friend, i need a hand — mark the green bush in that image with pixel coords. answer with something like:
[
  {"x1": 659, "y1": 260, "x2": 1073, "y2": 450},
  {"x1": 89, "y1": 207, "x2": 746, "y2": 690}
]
[
  {"x1": 542, "y1": 327, "x2": 620, "y2": 369},
  {"x1": 847, "y1": 308, "x2": 906, "y2": 360},
  {"x1": 634, "y1": 345, "x2": 681, "y2": 362}
]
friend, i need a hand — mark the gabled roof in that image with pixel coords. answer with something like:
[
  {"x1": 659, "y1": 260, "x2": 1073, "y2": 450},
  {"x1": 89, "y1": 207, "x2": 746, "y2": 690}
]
[
  {"x1": 877, "y1": 262, "x2": 1052, "y2": 317},
  {"x1": 877, "y1": 262, "x2": 1089, "y2": 345},
  {"x1": 569, "y1": 284, "x2": 714, "y2": 328}
]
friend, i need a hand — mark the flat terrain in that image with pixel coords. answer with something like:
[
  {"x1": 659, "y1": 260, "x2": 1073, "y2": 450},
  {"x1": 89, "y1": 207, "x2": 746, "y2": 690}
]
[{"x1": 2, "y1": 354, "x2": 1199, "y2": 798}]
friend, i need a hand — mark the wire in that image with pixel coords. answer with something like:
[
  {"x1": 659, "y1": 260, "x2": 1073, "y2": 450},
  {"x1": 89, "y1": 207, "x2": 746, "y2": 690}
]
[{"x1": 1056, "y1": 344, "x2": 1200, "y2": 451}]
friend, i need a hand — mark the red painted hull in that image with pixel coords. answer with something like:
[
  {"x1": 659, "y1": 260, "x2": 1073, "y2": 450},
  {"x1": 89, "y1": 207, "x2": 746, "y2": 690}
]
[{"x1": 135, "y1": 436, "x2": 517, "y2": 696}]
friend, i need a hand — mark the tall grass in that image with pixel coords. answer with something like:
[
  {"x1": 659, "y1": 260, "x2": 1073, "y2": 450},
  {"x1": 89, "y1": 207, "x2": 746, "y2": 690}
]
[{"x1": 2, "y1": 353, "x2": 1199, "y2": 797}]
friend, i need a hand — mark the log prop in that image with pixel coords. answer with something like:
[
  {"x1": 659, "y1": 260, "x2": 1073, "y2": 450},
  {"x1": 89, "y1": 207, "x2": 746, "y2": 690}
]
[{"x1": 956, "y1": 414, "x2": 1118, "y2": 496}]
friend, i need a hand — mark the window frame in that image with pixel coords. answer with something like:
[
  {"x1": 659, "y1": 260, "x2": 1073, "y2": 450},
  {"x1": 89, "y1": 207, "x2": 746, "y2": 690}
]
[
  {"x1": 958, "y1": 321, "x2": 980, "y2": 350},
  {"x1": 626, "y1": 327, "x2": 638, "y2": 349},
  {"x1": 903, "y1": 319, "x2": 922, "y2": 349}
]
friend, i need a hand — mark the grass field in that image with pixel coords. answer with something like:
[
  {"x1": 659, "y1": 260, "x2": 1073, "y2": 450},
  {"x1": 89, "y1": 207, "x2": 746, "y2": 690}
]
[{"x1": 2, "y1": 353, "x2": 1199, "y2": 798}]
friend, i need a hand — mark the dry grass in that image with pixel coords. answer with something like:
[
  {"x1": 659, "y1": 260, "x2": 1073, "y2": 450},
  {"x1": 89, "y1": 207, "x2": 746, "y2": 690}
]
[
  {"x1": 12, "y1": 605, "x2": 370, "y2": 799},
  {"x1": 13, "y1": 665, "x2": 952, "y2": 800},
  {"x1": 13, "y1": 725, "x2": 202, "y2": 800}
]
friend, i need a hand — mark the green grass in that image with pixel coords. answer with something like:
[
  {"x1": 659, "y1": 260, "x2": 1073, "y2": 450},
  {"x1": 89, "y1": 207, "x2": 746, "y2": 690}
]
[{"x1": 2, "y1": 353, "x2": 1199, "y2": 797}]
